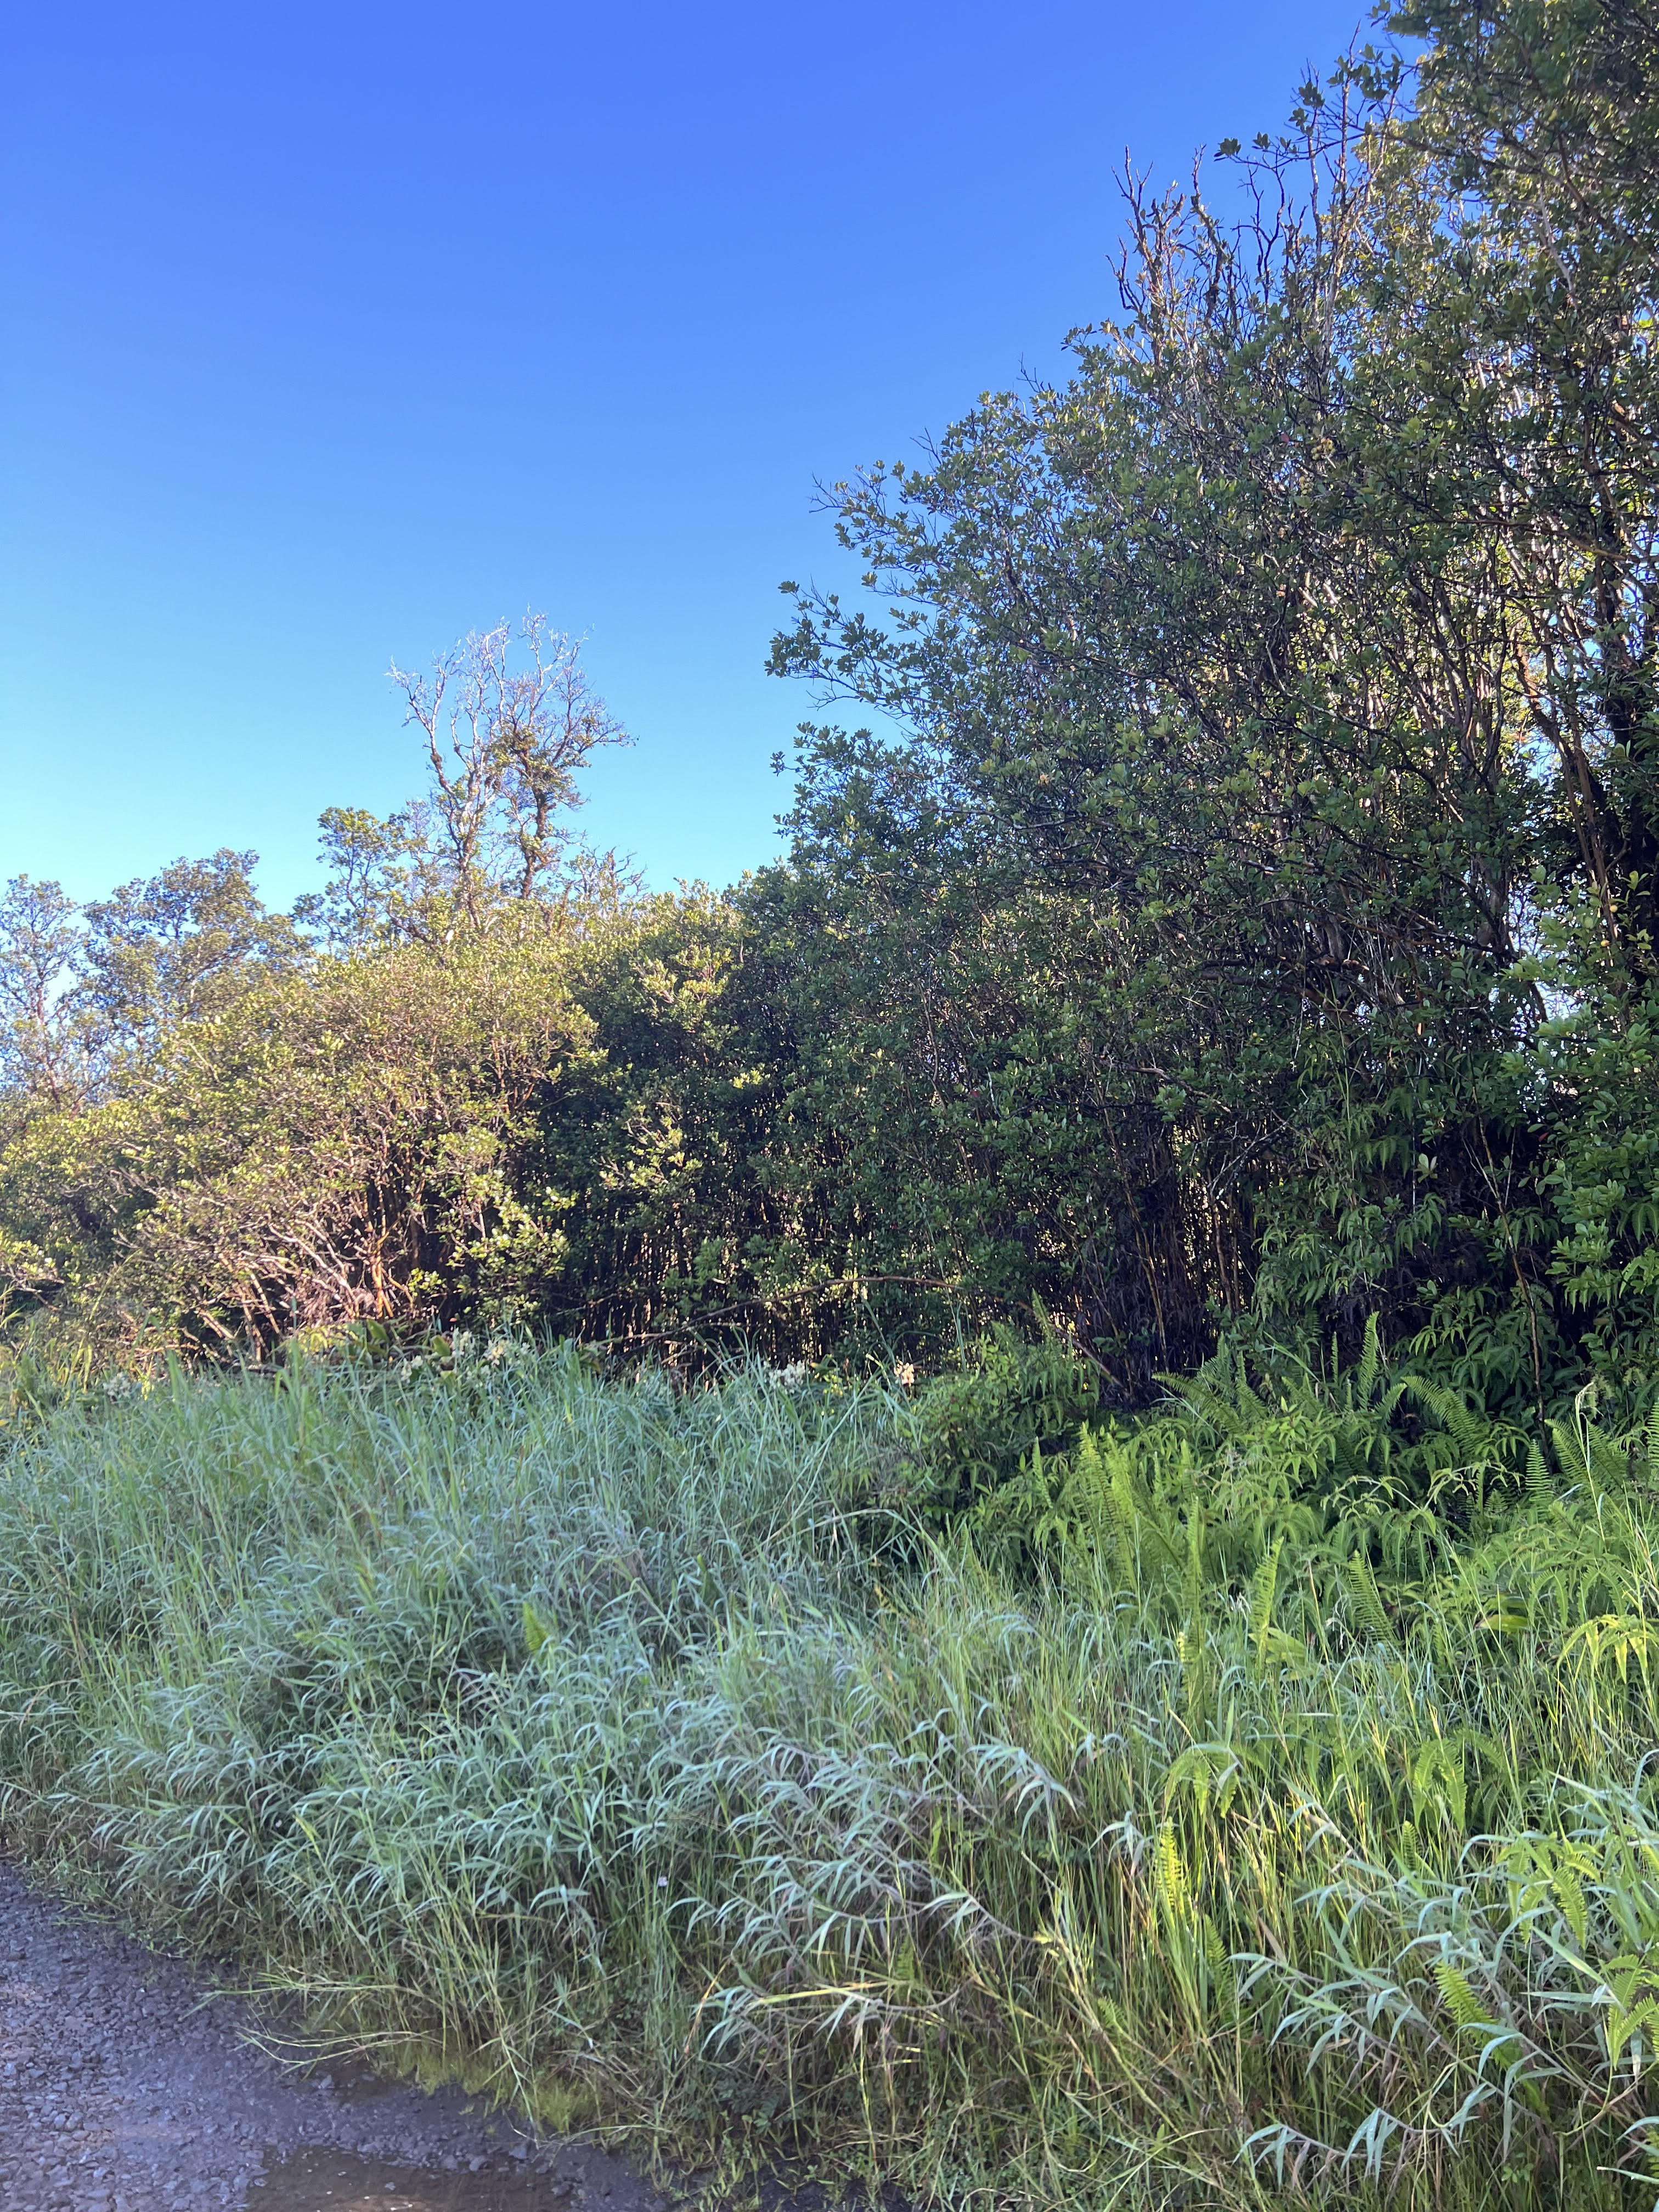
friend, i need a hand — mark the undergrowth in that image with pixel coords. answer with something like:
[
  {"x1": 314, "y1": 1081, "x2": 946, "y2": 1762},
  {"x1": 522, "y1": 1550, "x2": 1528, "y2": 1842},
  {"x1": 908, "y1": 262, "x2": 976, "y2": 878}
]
[{"x1": 3, "y1": 1338, "x2": 1659, "y2": 2208}]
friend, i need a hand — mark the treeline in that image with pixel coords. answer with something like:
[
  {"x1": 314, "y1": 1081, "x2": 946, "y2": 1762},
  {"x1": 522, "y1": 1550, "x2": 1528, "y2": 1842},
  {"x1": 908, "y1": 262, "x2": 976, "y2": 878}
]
[{"x1": 7, "y1": 0, "x2": 1659, "y2": 1419}]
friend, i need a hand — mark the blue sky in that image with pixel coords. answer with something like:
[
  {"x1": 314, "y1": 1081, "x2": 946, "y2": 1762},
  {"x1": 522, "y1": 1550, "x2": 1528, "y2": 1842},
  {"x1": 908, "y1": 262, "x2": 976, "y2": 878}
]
[{"x1": 2, "y1": 1, "x2": 1367, "y2": 909}]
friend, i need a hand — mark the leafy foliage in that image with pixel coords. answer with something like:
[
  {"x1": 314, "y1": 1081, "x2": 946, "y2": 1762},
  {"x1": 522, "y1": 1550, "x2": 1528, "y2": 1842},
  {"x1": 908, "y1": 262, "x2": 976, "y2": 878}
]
[{"x1": 897, "y1": 1318, "x2": 1101, "y2": 1532}]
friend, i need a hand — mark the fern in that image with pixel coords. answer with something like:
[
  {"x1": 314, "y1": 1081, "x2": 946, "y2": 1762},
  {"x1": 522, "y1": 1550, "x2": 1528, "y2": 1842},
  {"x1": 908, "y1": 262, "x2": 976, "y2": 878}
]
[
  {"x1": 1155, "y1": 1819, "x2": 1192, "y2": 1926},
  {"x1": 1432, "y1": 1960, "x2": 1489, "y2": 2035},
  {"x1": 1248, "y1": 1537, "x2": 1285, "y2": 1665},
  {"x1": 1342, "y1": 1554, "x2": 1397, "y2": 1646},
  {"x1": 1356, "y1": 1311, "x2": 1383, "y2": 1409}
]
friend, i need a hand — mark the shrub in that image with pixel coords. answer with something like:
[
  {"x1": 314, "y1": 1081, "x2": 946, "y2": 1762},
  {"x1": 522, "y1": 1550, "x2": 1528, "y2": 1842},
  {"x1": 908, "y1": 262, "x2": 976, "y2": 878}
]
[{"x1": 898, "y1": 1319, "x2": 1099, "y2": 1536}]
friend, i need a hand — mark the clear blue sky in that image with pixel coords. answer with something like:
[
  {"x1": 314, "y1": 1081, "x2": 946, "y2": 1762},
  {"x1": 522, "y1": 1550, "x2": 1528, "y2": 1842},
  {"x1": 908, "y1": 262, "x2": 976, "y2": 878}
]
[{"x1": 2, "y1": 1, "x2": 1367, "y2": 909}]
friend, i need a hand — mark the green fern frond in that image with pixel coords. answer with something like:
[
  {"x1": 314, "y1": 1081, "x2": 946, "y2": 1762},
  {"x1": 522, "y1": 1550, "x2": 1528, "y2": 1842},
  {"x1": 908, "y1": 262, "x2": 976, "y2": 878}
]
[
  {"x1": 1431, "y1": 1960, "x2": 1488, "y2": 2034},
  {"x1": 1155, "y1": 1819, "x2": 1192, "y2": 1926},
  {"x1": 1342, "y1": 1554, "x2": 1396, "y2": 1645},
  {"x1": 1249, "y1": 1537, "x2": 1285, "y2": 1664},
  {"x1": 1356, "y1": 1312, "x2": 1382, "y2": 1409},
  {"x1": 1525, "y1": 1440, "x2": 1552, "y2": 1510}
]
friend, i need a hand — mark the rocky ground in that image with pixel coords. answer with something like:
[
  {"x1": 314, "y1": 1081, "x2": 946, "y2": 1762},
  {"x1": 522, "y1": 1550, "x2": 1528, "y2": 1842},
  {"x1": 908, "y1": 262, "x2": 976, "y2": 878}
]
[{"x1": 0, "y1": 1861, "x2": 669, "y2": 2212}]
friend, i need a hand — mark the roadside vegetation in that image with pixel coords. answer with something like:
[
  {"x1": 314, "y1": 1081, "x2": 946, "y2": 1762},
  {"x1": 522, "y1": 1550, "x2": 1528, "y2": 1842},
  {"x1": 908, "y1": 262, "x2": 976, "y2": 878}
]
[
  {"x1": 6, "y1": 1341, "x2": 1659, "y2": 2209},
  {"x1": 7, "y1": 1, "x2": 1659, "y2": 2204}
]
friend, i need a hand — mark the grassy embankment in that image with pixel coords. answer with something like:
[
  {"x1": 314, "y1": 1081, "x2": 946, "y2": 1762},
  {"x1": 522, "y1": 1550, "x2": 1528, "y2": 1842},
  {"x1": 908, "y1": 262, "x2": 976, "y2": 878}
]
[{"x1": 2, "y1": 1345, "x2": 1659, "y2": 2209}]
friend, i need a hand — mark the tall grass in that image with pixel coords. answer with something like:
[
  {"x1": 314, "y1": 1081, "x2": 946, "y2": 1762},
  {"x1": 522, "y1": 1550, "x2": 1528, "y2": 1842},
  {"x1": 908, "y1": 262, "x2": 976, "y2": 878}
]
[{"x1": 2, "y1": 1346, "x2": 1659, "y2": 2208}]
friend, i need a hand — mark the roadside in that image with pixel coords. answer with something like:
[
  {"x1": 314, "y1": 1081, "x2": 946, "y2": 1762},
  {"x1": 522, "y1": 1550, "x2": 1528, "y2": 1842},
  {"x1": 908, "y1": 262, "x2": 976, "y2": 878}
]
[{"x1": 0, "y1": 1861, "x2": 667, "y2": 2212}]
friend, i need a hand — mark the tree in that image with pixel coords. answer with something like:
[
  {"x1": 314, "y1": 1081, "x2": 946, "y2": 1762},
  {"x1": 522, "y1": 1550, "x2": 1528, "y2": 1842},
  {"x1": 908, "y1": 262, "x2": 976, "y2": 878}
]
[
  {"x1": 292, "y1": 807, "x2": 427, "y2": 954},
  {"x1": 0, "y1": 937, "x2": 602, "y2": 1352},
  {"x1": 763, "y1": 52, "x2": 1561, "y2": 1393},
  {"x1": 0, "y1": 854, "x2": 301, "y2": 1114},
  {"x1": 81, "y1": 849, "x2": 302, "y2": 1057},
  {"x1": 298, "y1": 619, "x2": 633, "y2": 950},
  {"x1": 0, "y1": 877, "x2": 92, "y2": 1114},
  {"x1": 1380, "y1": 0, "x2": 1659, "y2": 973}
]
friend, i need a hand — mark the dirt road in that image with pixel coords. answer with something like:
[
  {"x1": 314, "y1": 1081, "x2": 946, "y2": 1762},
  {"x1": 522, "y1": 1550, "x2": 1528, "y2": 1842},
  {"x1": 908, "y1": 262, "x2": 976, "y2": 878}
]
[{"x1": 0, "y1": 1862, "x2": 667, "y2": 2212}]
